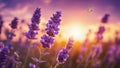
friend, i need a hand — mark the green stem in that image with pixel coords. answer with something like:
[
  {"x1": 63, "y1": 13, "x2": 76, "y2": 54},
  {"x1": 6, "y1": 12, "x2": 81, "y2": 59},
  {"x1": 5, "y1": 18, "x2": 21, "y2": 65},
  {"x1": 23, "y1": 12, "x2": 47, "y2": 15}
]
[
  {"x1": 36, "y1": 47, "x2": 42, "y2": 66},
  {"x1": 53, "y1": 62, "x2": 59, "y2": 68},
  {"x1": 22, "y1": 40, "x2": 31, "y2": 68}
]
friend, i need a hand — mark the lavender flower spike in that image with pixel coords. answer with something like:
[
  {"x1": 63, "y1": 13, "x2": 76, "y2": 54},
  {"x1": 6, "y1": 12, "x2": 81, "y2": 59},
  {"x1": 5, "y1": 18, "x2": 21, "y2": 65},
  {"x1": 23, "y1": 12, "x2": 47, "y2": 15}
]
[
  {"x1": 57, "y1": 48, "x2": 69, "y2": 64},
  {"x1": 30, "y1": 8, "x2": 41, "y2": 30},
  {"x1": 57, "y1": 37, "x2": 74, "y2": 64},
  {"x1": 31, "y1": 8, "x2": 41, "y2": 25},
  {"x1": 40, "y1": 34, "x2": 54, "y2": 48},
  {"x1": 29, "y1": 63, "x2": 36, "y2": 68},
  {"x1": 40, "y1": 11, "x2": 61, "y2": 48},
  {"x1": 46, "y1": 11, "x2": 61, "y2": 37},
  {"x1": 101, "y1": 14, "x2": 110, "y2": 23},
  {"x1": 10, "y1": 17, "x2": 18, "y2": 29},
  {"x1": 26, "y1": 8, "x2": 41, "y2": 39},
  {"x1": 26, "y1": 30, "x2": 38, "y2": 39},
  {"x1": 0, "y1": 47, "x2": 10, "y2": 67}
]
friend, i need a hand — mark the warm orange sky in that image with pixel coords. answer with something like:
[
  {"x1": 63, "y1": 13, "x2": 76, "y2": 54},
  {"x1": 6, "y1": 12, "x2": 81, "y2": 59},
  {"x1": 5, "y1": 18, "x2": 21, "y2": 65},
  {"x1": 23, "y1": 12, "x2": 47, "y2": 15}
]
[{"x1": 0, "y1": 0, "x2": 120, "y2": 41}]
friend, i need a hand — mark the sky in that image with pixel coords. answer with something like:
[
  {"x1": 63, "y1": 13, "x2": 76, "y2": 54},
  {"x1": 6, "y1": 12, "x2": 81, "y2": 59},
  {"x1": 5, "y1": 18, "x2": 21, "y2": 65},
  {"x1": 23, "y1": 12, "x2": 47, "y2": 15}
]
[
  {"x1": 0, "y1": 0, "x2": 120, "y2": 22},
  {"x1": 0, "y1": 0, "x2": 120, "y2": 41}
]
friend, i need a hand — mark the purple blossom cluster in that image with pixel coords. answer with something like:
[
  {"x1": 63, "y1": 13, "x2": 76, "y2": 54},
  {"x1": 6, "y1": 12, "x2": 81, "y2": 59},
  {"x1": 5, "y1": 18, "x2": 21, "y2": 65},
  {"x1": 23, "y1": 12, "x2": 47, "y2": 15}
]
[
  {"x1": 107, "y1": 45, "x2": 120, "y2": 60},
  {"x1": 57, "y1": 37, "x2": 74, "y2": 64},
  {"x1": 10, "y1": 17, "x2": 18, "y2": 29},
  {"x1": 40, "y1": 11, "x2": 61, "y2": 48},
  {"x1": 29, "y1": 63, "x2": 36, "y2": 68},
  {"x1": 96, "y1": 26, "x2": 105, "y2": 41},
  {"x1": 6, "y1": 17, "x2": 19, "y2": 40},
  {"x1": 0, "y1": 44, "x2": 10, "y2": 68},
  {"x1": 103, "y1": 45, "x2": 116, "y2": 68},
  {"x1": 0, "y1": 42, "x2": 20, "y2": 68},
  {"x1": 87, "y1": 44, "x2": 102, "y2": 62},
  {"x1": 101, "y1": 14, "x2": 110, "y2": 23},
  {"x1": 26, "y1": 8, "x2": 41, "y2": 39},
  {"x1": 40, "y1": 35, "x2": 54, "y2": 48}
]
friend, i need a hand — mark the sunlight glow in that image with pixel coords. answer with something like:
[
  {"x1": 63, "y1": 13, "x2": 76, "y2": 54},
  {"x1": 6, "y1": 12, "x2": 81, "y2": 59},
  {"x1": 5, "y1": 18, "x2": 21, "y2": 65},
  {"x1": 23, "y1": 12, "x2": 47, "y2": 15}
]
[
  {"x1": 62, "y1": 23, "x2": 87, "y2": 41},
  {"x1": 69, "y1": 26, "x2": 81, "y2": 40}
]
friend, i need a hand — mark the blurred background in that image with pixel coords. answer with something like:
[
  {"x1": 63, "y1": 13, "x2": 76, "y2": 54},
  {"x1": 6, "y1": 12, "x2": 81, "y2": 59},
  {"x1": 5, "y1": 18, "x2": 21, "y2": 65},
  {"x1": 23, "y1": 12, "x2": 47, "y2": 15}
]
[{"x1": 0, "y1": 0, "x2": 120, "y2": 68}]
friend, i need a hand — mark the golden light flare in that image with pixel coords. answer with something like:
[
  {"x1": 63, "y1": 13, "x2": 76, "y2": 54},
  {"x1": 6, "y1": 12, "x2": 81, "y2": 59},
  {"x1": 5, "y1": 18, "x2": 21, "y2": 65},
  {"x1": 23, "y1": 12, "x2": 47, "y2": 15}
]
[{"x1": 61, "y1": 23, "x2": 87, "y2": 41}]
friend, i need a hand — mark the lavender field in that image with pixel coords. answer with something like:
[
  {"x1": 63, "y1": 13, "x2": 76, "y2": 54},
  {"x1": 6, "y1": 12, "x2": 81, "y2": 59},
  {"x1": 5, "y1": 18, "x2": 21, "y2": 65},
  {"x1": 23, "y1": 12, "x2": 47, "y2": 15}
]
[{"x1": 0, "y1": 0, "x2": 120, "y2": 68}]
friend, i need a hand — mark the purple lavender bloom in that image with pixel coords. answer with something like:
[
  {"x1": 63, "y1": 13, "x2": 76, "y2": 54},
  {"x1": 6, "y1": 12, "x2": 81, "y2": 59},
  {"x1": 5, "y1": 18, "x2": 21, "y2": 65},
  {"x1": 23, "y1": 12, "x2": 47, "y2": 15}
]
[
  {"x1": 26, "y1": 8, "x2": 41, "y2": 39},
  {"x1": 57, "y1": 37, "x2": 74, "y2": 64},
  {"x1": 31, "y1": 8, "x2": 41, "y2": 25},
  {"x1": 57, "y1": 48, "x2": 69, "y2": 64},
  {"x1": 101, "y1": 14, "x2": 110, "y2": 23},
  {"x1": 94, "y1": 44, "x2": 102, "y2": 58},
  {"x1": 103, "y1": 45, "x2": 116, "y2": 67},
  {"x1": 96, "y1": 26, "x2": 105, "y2": 41},
  {"x1": 87, "y1": 44, "x2": 102, "y2": 62},
  {"x1": 6, "y1": 52, "x2": 20, "y2": 68},
  {"x1": 40, "y1": 11, "x2": 61, "y2": 48},
  {"x1": 40, "y1": 34, "x2": 54, "y2": 48},
  {"x1": 0, "y1": 47, "x2": 10, "y2": 67},
  {"x1": 29, "y1": 63, "x2": 36, "y2": 68},
  {"x1": 29, "y1": 23, "x2": 40, "y2": 31},
  {"x1": 0, "y1": 15, "x2": 3, "y2": 34},
  {"x1": 97, "y1": 26, "x2": 105, "y2": 34},
  {"x1": 45, "y1": 11, "x2": 61, "y2": 37},
  {"x1": 26, "y1": 30, "x2": 38, "y2": 39},
  {"x1": 7, "y1": 31, "x2": 16, "y2": 40},
  {"x1": 66, "y1": 37, "x2": 74, "y2": 51},
  {"x1": 10, "y1": 17, "x2": 18, "y2": 29}
]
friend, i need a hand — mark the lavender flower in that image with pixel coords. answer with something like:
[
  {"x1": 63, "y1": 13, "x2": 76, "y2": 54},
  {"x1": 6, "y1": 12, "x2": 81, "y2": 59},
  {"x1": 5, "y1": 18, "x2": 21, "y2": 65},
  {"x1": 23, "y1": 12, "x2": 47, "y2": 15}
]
[
  {"x1": 6, "y1": 52, "x2": 20, "y2": 68},
  {"x1": 87, "y1": 44, "x2": 102, "y2": 62},
  {"x1": 66, "y1": 37, "x2": 74, "y2": 51},
  {"x1": 41, "y1": 11, "x2": 61, "y2": 48},
  {"x1": 26, "y1": 8, "x2": 41, "y2": 39},
  {"x1": 57, "y1": 48, "x2": 69, "y2": 64},
  {"x1": 101, "y1": 14, "x2": 110, "y2": 23},
  {"x1": 103, "y1": 45, "x2": 116, "y2": 68},
  {"x1": 97, "y1": 26, "x2": 105, "y2": 34},
  {"x1": 40, "y1": 34, "x2": 54, "y2": 48},
  {"x1": 29, "y1": 24, "x2": 40, "y2": 31},
  {"x1": 10, "y1": 17, "x2": 18, "y2": 29},
  {"x1": 0, "y1": 47, "x2": 10, "y2": 67},
  {"x1": 45, "y1": 11, "x2": 61, "y2": 37},
  {"x1": 57, "y1": 37, "x2": 74, "y2": 64},
  {"x1": 26, "y1": 30, "x2": 38, "y2": 39},
  {"x1": 31, "y1": 8, "x2": 41, "y2": 25},
  {"x1": 0, "y1": 15, "x2": 3, "y2": 34},
  {"x1": 96, "y1": 26, "x2": 105, "y2": 41},
  {"x1": 94, "y1": 44, "x2": 102, "y2": 57},
  {"x1": 29, "y1": 63, "x2": 36, "y2": 68},
  {"x1": 7, "y1": 31, "x2": 16, "y2": 40}
]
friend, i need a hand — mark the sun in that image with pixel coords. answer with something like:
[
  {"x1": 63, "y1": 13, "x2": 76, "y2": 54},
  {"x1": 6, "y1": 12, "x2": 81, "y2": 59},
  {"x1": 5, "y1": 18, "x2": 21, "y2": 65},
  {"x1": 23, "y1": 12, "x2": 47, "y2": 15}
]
[
  {"x1": 61, "y1": 24, "x2": 87, "y2": 41},
  {"x1": 69, "y1": 26, "x2": 81, "y2": 39}
]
